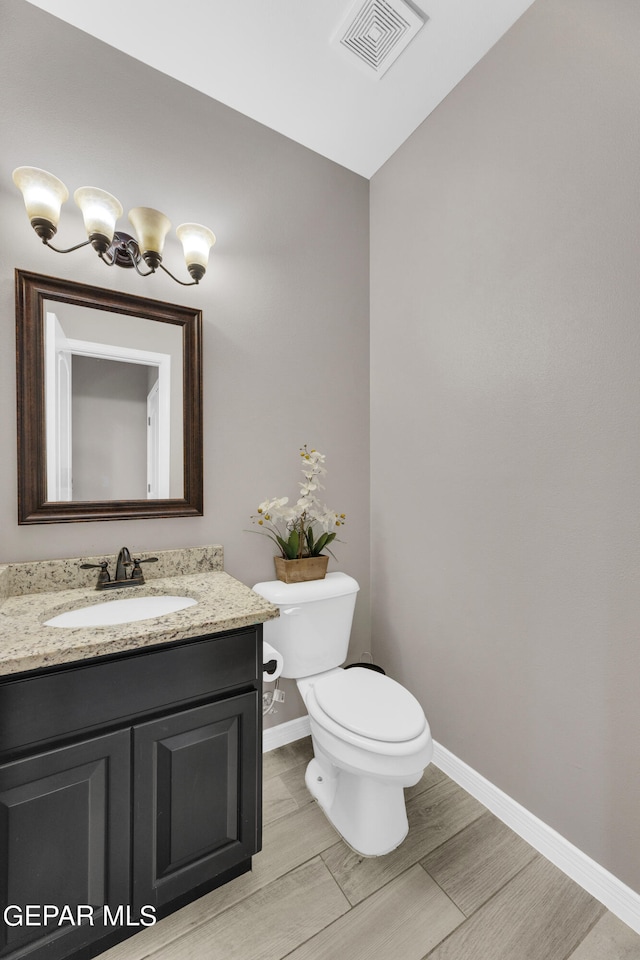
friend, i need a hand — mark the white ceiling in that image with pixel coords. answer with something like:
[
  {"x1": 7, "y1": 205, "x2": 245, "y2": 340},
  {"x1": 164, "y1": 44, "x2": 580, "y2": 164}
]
[{"x1": 25, "y1": 0, "x2": 536, "y2": 179}]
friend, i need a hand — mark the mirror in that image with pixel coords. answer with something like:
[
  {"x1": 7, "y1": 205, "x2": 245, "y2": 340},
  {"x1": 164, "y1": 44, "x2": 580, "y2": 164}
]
[
  {"x1": 43, "y1": 304, "x2": 184, "y2": 502},
  {"x1": 16, "y1": 270, "x2": 203, "y2": 523}
]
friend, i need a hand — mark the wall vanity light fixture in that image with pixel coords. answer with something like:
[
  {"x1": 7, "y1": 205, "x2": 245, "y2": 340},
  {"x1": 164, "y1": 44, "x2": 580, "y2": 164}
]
[{"x1": 12, "y1": 166, "x2": 216, "y2": 286}]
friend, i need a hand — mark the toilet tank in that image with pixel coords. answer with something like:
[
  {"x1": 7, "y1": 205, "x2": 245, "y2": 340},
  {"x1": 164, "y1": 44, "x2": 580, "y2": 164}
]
[{"x1": 252, "y1": 572, "x2": 359, "y2": 679}]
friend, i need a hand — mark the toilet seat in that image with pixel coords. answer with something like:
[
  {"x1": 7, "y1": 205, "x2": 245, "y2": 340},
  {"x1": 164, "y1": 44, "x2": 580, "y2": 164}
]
[
  {"x1": 307, "y1": 667, "x2": 427, "y2": 755},
  {"x1": 314, "y1": 667, "x2": 426, "y2": 742}
]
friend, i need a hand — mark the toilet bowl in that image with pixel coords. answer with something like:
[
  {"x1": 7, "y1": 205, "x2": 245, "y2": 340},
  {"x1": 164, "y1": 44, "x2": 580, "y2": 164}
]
[
  {"x1": 253, "y1": 573, "x2": 432, "y2": 857},
  {"x1": 302, "y1": 667, "x2": 433, "y2": 855}
]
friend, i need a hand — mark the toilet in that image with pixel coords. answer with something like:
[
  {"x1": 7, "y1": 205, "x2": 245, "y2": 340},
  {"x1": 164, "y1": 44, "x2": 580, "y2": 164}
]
[{"x1": 253, "y1": 572, "x2": 433, "y2": 857}]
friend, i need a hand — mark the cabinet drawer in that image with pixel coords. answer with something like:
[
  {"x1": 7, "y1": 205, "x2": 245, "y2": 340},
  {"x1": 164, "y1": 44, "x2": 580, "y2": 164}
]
[{"x1": 0, "y1": 628, "x2": 259, "y2": 756}]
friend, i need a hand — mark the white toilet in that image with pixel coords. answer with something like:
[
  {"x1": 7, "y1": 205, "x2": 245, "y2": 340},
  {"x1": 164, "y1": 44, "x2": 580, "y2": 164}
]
[{"x1": 253, "y1": 572, "x2": 433, "y2": 857}]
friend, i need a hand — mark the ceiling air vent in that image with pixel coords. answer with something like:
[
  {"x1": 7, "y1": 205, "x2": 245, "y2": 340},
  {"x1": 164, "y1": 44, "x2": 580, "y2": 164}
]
[{"x1": 332, "y1": 0, "x2": 427, "y2": 78}]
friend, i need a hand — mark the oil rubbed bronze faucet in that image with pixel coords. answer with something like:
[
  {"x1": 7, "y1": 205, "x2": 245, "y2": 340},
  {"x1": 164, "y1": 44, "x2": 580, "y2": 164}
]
[
  {"x1": 81, "y1": 547, "x2": 158, "y2": 590},
  {"x1": 115, "y1": 546, "x2": 132, "y2": 582}
]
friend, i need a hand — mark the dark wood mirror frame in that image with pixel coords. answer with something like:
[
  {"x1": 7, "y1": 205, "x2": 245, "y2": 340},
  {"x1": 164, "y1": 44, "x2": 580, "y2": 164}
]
[{"x1": 16, "y1": 269, "x2": 203, "y2": 524}]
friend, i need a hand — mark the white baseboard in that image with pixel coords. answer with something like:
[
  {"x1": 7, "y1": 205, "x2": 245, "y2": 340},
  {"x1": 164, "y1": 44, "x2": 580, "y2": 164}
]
[
  {"x1": 432, "y1": 741, "x2": 640, "y2": 935},
  {"x1": 263, "y1": 715, "x2": 311, "y2": 752},
  {"x1": 262, "y1": 719, "x2": 640, "y2": 933}
]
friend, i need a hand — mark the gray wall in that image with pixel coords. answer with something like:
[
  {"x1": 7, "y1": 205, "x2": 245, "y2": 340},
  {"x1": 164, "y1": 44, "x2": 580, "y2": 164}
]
[
  {"x1": 0, "y1": 0, "x2": 370, "y2": 728},
  {"x1": 371, "y1": 0, "x2": 640, "y2": 893}
]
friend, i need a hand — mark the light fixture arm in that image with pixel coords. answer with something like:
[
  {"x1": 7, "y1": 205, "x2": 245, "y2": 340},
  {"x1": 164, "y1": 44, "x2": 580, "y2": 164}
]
[
  {"x1": 43, "y1": 237, "x2": 93, "y2": 255},
  {"x1": 98, "y1": 248, "x2": 155, "y2": 278},
  {"x1": 130, "y1": 258, "x2": 157, "y2": 278},
  {"x1": 158, "y1": 262, "x2": 199, "y2": 286}
]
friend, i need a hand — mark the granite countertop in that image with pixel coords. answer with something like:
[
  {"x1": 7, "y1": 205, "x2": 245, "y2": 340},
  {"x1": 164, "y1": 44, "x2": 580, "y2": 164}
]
[{"x1": 0, "y1": 546, "x2": 279, "y2": 677}]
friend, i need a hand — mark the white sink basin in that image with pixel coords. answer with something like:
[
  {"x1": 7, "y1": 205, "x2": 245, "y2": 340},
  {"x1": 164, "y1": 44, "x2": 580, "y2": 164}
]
[{"x1": 45, "y1": 595, "x2": 197, "y2": 628}]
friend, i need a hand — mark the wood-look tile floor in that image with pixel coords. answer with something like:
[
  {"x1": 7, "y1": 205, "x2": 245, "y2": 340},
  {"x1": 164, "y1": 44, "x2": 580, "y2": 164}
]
[{"x1": 98, "y1": 737, "x2": 640, "y2": 960}]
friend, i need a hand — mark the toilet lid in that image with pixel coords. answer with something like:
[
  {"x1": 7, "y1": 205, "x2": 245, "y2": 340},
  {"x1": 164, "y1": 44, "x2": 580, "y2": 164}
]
[{"x1": 313, "y1": 667, "x2": 426, "y2": 743}]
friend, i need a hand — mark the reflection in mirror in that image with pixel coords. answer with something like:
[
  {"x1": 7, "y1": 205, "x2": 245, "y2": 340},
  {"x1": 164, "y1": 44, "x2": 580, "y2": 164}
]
[
  {"x1": 16, "y1": 270, "x2": 203, "y2": 524},
  {"x1": 44, "y1": 303, "x2": 184, "y2": 501}
]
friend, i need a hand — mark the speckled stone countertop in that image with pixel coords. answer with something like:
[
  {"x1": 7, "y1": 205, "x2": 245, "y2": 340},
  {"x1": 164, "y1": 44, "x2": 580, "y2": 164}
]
[{"x1": 0, "y1": 545, "x2": 278, "y2": 677}]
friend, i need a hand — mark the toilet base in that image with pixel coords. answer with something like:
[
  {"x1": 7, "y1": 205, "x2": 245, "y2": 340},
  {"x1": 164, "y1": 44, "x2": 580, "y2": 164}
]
[{"x1": 305, "y1": 756, "x2": 409, "y2": 857}]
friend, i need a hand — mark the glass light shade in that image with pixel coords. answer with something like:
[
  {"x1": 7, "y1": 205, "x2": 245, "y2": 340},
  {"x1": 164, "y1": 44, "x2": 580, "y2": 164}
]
[
  {"x1": 12, "y1": 166, "x2": 69, "y2": 227},
  {"x1": 74, "y1": 186, "x2": 123, "y2": 243},
  {"x1": 176, "y1": 223, "x2": 216, "y2": 272},
  {"x1": 128, "y1": 206, "x2": 171, "y2": 258}
]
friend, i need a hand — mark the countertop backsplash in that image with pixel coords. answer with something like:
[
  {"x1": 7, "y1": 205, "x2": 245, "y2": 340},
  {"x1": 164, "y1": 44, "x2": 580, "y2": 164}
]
[{"x1": 0, "y1": 544, "x2": 224, "y2": 597}]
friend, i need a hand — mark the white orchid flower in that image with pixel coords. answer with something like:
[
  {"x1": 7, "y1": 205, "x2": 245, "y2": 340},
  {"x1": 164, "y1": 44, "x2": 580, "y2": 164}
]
[{"x1": 249, "y1": 445, "x2": 345, "y2": 559}]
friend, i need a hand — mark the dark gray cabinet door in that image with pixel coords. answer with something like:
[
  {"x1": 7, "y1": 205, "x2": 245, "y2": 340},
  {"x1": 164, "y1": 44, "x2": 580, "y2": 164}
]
[
  {"x1": 0, "y1": 730, "x2": 130, "y2": 960},
  {"x1": 132, "y1": 691, "x2": 259, "y2": 912}
]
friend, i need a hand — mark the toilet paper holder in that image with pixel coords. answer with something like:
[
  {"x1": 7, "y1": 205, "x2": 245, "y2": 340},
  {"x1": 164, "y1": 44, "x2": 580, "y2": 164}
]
[{"x1": 262, "y1": 640, "x2": 284, "y2": 682}]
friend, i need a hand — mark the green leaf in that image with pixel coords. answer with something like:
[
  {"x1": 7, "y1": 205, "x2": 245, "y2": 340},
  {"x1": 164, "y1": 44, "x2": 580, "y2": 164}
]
[
  {"x1": 305, "y1": 527, "x2": 315, "y2": 553},
  {"x1": 311, "y1": 532, "x2": 328, "y2": 555},
  {"x1": 310, "y1": 530, "x2": 336, "y2": 555},
  {"x1": 286, "y1": 529, "x2": 300, "y2": 559},
  {"x1": 274, "y1": 535, "x2": 288, "y2": 552},
  {"x1": 273, "y1": 534, "x2": 293, "y2": 559}
]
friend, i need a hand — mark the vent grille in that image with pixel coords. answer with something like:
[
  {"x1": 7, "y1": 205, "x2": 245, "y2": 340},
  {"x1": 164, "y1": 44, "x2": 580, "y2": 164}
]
[{"x1": 332, "y1": 0, "x2": 426, "y2": 78}]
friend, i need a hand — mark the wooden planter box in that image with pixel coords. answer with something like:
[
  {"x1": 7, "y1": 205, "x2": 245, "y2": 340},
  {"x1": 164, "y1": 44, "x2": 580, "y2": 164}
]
[{"x1": 274, "y1": 555, "x2": 329, "y2": 584}]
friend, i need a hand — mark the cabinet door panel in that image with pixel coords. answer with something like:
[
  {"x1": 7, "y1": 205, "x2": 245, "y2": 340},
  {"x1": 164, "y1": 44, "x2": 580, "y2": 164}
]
[
  {"x1": 0, "y1": 730, "x2": 130, "y2": 960},
  {"x1": 133, "y1": 692, "x2": 259, "y2": 911}
]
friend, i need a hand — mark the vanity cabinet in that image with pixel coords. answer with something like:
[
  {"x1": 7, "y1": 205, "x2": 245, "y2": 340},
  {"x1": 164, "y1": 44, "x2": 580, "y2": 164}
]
[{"x1": 0, "y1": 626, "x2": 262, "y2": 960}]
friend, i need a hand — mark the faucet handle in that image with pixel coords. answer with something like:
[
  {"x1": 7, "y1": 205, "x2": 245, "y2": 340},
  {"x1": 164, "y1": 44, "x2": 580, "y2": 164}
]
[
  {"x1": 130, "y1": 557, "x2": 159, "y2": 582},
  {"x1": 80, "y1": 561, "x2": 111, "y2": 586}
]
